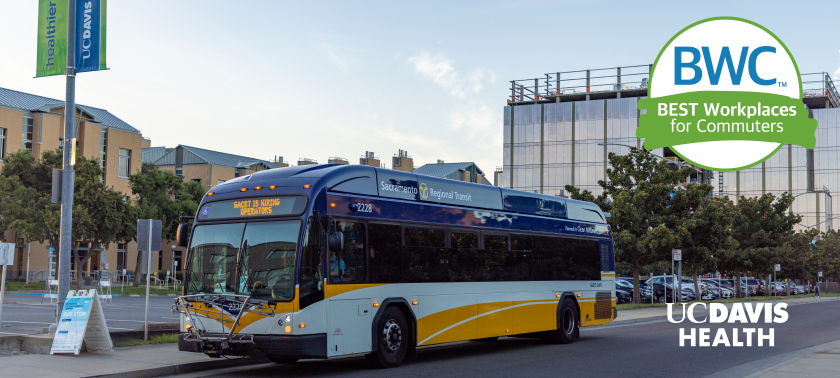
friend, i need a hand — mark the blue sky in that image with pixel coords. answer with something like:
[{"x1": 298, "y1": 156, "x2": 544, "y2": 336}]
[{"x1": 2, "y1": 1, "x2": 839, "y2": 176}]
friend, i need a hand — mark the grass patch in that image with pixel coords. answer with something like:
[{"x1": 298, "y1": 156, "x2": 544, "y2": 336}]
[
  {"x1": 2, "y1": 281, "x2": 47, "y2": 292},
  {"x1": 617, "y1": 293, "x2": 839, "y2": 310},
  {"x1": 114, "y1": 333, "x2": 179, "y2": 348}
]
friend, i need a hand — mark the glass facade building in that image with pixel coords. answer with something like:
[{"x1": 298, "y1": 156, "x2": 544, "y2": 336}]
[{"x1": 502, "y1": 100, "x2": 839, "y2": 232}]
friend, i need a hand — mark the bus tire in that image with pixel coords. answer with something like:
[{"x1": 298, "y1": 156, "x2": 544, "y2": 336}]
[
  {"x1": 541, "y1": 298, "x2": 578, "y2": 344},
  {"x1": 268, "y1": 357, "x2": 298, "y2": 364},
  {"x1": 367, "y1": 306, "x2": 409, "y2": 368}
]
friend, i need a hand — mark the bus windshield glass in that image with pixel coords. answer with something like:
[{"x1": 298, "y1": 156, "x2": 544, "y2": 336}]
[
  {"x1": 185, "y1": 223, "x2": 245, "y2": 295},
  {"x1": 185, "y1": 221, "x2": 302, "y2": 301},
  {"x1": 238, "y1": 221, "x2": 301, "y2": 301}
]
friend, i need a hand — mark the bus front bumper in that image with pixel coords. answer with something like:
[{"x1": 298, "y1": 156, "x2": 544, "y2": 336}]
[{"x1": 178, "y1": 333, "x2": 328, "y2": 359}]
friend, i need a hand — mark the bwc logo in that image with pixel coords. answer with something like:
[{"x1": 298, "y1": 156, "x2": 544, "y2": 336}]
[{"x1": 637, "y1": 17, "x2": 817, "y2": 171}]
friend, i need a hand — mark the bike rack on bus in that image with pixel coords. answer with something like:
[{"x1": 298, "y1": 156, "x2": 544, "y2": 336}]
[{"x1": 171, "y1": 294, "x2": 275, "y2": 350}]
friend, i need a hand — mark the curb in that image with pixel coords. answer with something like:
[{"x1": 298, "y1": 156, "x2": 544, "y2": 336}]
[
  {"x1": 84, "y1": 356, "x2": 270, "y2": 378},
  {"x1": 608, "y1": 297, "x2": 840, "y2": 327}
]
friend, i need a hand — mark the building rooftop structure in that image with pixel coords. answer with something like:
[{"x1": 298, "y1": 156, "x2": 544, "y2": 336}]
[
  {"x1": 506, "y1": 64, "x2": 840, "y2": 110},
  {"x1": 144, "y1": 144, "x2": 277, "y2": 170},
  {"x1": 413, "y1": 161, "x2": 492, "y2": 185},
  {"x1": 0, "y1": 86, "x2": 141, "y2": 133}
]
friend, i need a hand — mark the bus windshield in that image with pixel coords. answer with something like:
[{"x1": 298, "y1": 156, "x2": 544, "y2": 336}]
[{"x1": 185, "y1": 221, "x2": 302, "y2": 301}]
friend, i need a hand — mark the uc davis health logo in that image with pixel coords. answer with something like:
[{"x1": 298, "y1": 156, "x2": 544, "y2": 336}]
[{"x1": 637, "y1": 17, "x2": 817, "y2": 171}]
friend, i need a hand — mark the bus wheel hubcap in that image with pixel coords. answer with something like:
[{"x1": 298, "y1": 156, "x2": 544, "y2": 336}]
[
  {"x1": 382, "y1": 320, "x2": 402, "y2": 353},
  {"x1": 563, "y1": 308, "x2": 574, "y2": 334}
]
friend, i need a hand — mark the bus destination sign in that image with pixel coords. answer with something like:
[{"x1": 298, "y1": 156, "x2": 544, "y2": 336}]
[{"x1": 197, "y1": 195, "x2": 307, "y2": 220}]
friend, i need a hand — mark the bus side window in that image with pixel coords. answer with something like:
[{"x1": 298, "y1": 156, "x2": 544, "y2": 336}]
[
  {"x1": 333, "y1": 221, "x2": 367, "y2": 283},
  {"x1": 368, "y1": 223, "x2": 402, "y2": 284}
]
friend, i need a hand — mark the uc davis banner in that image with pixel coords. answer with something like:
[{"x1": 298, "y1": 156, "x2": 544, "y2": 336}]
[
  {"x1": 75, "y1": 0, "x2": 107, "y2": 73},
  {"x1": 36, "y1": 0, "x2": 107, "y2": 78},
  {"x1": 36, "y1": 0, "x2": 69, "y2": 77}
]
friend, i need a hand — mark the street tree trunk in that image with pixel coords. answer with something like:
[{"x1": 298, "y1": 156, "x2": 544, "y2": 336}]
[
  {"x1": 693, "y1": 272, "x2": 701, "y2": 302},
  {"x1": 735, "y1": 272, "x2": 742, "y2": 298},
  {"x1": 132, "y1": 250, "x2": 143, "y2": 287},
  {"x1": 632, "y1": 264, "x2": 641, "y2": 304}
]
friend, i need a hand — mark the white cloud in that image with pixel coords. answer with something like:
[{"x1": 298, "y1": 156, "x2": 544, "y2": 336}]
[{"x1": 406, "y1": 52, "x2": 495, "y2": 98}]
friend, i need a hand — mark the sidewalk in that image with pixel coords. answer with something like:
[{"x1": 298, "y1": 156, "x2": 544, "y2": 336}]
[
  {"x1": 0, "y1": 343, "x2": 265, "y2": 378},
  {"x1": 611, "y1": 296, "x2": 840, "y2": 326},
  {"x1": 751, "y1": 344, "x2": 840, "y2": 378}
]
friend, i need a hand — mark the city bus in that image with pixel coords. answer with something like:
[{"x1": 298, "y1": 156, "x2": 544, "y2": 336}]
[{"x1": 173, "y1": 164, "x2": 616, "y2": 368}]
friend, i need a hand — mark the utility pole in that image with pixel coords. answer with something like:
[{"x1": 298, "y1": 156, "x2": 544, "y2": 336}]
[{"x1": 56, "y1": 0, "x2": 77, "y2": 324}]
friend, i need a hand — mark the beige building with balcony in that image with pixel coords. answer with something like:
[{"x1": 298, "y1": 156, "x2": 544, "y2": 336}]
[{"x1": 142, "y1": 145, "x2": 283, "y2": 189}]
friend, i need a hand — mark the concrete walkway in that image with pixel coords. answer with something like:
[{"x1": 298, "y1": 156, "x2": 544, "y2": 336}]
[
  {"x1": 751, "y1": 345, "x2": 840, "y2": 378},
  {"x1": 0, "y1": 343, "x2": 264, "y2": 378}
]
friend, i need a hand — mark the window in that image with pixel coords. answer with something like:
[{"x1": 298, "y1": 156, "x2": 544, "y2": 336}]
[
  {"x1": 238, "y1": 221, "x2": 301, "y2": 300},
  {"x1": 117, "y1": 243, "x2": 127, "y2": 271},
  {"x1": 191, "y1": 178, "x2": 202, "y2": 184},
  {"x1": 299, "y1": 217, "x2": 323, "y2": 309},
  {"x1": 330, "y1": 221, "x2": 366, "y2": 283},
  {"x1": 99, "y1": 128, "x2": 107, "y2": 171},
  {"x1": 185, "y1": 223, "x2": 245, "y2": 295},
  {"x1": 0, "y1": 128, "x2": 6, "y2": 159},
  {"x1": 118, "y1": 149, "x2": 131, "y2": 177},
  {"x1": 175, "y1": 168, "x2": 183, "y2": 177},
  {"x1": 21, "y1": 117, "x2": 33, "y2": 150},
  {"x1": 366, "y1": 224, "x2": 602, "y2": 284},
  {"x1": 368, "y1": 223, "x2": 403, "y2": 284},
  {"x1": 217, "y1": 179, "x2": 225, "y2": 185}
]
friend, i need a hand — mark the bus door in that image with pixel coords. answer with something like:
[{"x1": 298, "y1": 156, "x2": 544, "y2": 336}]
[{"x1": 326, "y1": 220, "x2": 371, "y2": 356}]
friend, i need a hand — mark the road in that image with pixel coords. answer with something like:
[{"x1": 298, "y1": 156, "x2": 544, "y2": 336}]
[
  {"x1": 0, "y1": 294, "x2": 180, "y2": 335},
  {"x1": 183, "y1": 300, "x2": 840, "y2": 378}
]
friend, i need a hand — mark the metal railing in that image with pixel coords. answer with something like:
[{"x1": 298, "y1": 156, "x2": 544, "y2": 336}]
[{"x1": 509, "y1": 65, "x2": 840, "y2": 107}]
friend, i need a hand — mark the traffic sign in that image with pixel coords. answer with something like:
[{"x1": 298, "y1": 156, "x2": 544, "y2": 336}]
[
  {"x1": 672, "y1": 249, "x2": 682, "y2": 261},
  {"x1": 774, "y1": 264, "x2": 781, "y2": 271},
  {"x1": 818, "y1": 272, "x2": 823, "y2": 277}
]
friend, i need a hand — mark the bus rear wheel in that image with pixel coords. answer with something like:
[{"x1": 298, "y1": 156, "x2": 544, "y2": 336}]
[
  {"x1": 541, "y1": 298, "x2": 578, "y2": 344},
  {"x1": 367, "y1": 306, "x2": 409, "y2": 368}
]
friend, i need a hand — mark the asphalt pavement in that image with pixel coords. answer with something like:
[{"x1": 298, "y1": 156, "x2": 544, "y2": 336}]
[
  {"x1": 0, "y1": 294, "x2": 180, "y2": 335},
  {"x1": 176, "y1": 299, "x2": 840, "y2": 378}
]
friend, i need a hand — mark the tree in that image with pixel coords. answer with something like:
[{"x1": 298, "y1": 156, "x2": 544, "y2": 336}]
[
  {"x1": 720, "y1": 193, "x2": 800, "y2": 297},
  {"x1": 128, "y1": 163, "x2": 205, "y2": 286},
  {"x1": 673, "y1": 197, "x2": 738, "y2": 298},
  {"x1": 566, "y1": 147, "x2": 700, "y2": 303},
  {"x1": 0, "y1": 149, "x2": 135, "y2": 288}
]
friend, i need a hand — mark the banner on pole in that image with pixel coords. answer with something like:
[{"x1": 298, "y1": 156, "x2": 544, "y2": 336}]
[{"x1": 36, "y1": 0, "x2": 108, "y2": 78}]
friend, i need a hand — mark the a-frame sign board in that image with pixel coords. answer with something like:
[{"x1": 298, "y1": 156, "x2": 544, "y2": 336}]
[{"x1": 50, "y1": 289, "x2": 113, "y2": 355}]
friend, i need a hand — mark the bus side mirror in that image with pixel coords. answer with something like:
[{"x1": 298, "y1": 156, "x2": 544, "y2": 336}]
[
  {"x1": 328, "y1": 231, "x2": 344, "y2": 253},
  {"x1": 176, "y1": 223, "x2": 190, "y2": 248}
]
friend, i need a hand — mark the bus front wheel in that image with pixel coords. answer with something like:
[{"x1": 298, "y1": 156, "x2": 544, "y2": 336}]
[
  {"x1": 367, "y1": 306, "x2": 409, "y2": 368},
  {"x1": 541, "y1": 298, "x2": 578, "y2": 344}
]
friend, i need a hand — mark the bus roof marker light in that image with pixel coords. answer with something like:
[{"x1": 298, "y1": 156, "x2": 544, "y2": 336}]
[
  {"x1": 240, "y1": 188, "x2": 247, "y2": 192},
  {"x1": 269, "y1": 185, "x2": 276, "y2": 190},
  {"x1": 207, "y1": 192, "x2": 214, "y2": 196},
  {"x1": 255, "y1": 186, "x2": 262, "y2": 190},
  {"x1": 304, "y1": 184, "x2": 311, "y2": 189}
]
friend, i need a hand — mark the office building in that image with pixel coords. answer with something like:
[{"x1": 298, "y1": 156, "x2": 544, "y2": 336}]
[{"x1": 502, "y1": 65, "x2": 839, "y2": 231}]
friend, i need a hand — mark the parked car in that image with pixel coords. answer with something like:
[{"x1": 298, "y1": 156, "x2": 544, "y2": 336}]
[{"x1": 616, "y1": 288, "x2": 632, "y2": 304}]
